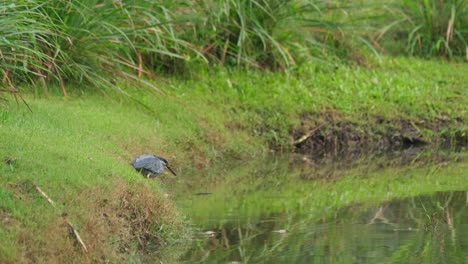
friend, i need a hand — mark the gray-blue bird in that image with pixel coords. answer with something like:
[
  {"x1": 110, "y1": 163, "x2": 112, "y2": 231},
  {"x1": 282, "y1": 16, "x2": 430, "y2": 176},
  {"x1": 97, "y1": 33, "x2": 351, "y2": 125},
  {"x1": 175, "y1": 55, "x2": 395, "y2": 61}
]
[{"x1": 131, "y1": 154, "x2": 177, "y2": 178}]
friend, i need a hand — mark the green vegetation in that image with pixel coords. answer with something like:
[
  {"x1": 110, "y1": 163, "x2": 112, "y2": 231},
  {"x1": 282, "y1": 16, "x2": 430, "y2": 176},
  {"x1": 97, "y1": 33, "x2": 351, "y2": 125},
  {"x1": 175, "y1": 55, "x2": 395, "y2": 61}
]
[
  {"x1": 0, "y1": 97, "x2": 196, "y2": 262},
  {"x1": 382, "y1": 0, "x2": 467, "y2": 58},
  {"x1": 1, "y1": 0, "x2": 466, "y2": 100},
  {"x1": 0, "y1": 0, "x2": 197, "y2": 95},
  {"x1": 182, "y1": 0, "x2": 355, "y2": 68},
  {"x1": 1, "y1": 57, "x2": 466, "y2": 261},
  {"x1": 0, "y1": 0, "x2": 467, "y2": 262},
  {"x1": 0, "y1": 0, "x2": 359, "y2": 93},
  {"x1": 148, "y1": 57, "x2": 468, "y2": 149}
]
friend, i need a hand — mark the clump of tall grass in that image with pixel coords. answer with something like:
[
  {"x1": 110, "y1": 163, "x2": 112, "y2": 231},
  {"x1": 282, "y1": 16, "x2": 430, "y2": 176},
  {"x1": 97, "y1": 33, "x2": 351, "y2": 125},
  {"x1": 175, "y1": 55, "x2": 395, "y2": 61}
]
[
  {"x1": 185, "y1": 0, "x2": 300, "y2": 69},
  {"x1": 181, "y1": 0, "x2": 359, "y2": 69},
  {"x1": 0, "y1": 0, "x2": 378, "y2": 99},
  {"x1": 0, "y1": 0, "x2": 197, "y2": 96},
  {"x1": 377, "y1": 0, "x2": 467, "y2": 58}
]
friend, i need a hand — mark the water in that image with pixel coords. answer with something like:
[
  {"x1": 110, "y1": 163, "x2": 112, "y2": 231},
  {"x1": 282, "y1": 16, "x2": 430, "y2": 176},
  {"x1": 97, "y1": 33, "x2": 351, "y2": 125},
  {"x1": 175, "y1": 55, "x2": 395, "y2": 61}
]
[{"x1": 166, "y1": 151, "x2": 468, "y2": 263}]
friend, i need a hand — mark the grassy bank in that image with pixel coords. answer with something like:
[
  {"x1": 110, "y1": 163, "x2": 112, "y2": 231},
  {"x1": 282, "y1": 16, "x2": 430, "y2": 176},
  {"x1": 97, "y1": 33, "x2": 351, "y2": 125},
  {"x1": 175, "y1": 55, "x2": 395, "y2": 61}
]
[
  {"x1": 1, "y1": 0, "x2": 467, "y2": 262},
  {"x1": 0, "y1": 57, "x2": 467, "y2": 262},
  {"x1": 0, "y1": 97, "x2": 197, "y2": 262},
  {"x1": 136, "y1": 56, "x2": 467, "y2": 153}
]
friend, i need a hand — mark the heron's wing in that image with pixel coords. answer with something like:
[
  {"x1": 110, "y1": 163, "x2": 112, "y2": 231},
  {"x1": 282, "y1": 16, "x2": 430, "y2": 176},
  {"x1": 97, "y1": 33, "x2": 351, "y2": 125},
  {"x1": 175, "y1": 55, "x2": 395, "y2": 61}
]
[
  {"x1": 131, "y1": 154, "x2": 155, "y2": 169},
  {"x1": 131, "y1": 155, "x2": 164, "y2": 174},
  {"x1": 146, "y1": 160, "x2": 164, "y2": 174}
]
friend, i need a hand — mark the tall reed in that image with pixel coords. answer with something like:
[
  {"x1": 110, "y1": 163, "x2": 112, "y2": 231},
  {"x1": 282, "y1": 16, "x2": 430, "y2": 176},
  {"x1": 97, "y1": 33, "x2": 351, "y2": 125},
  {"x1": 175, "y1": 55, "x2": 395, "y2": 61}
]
[
  {"x1": 178, "y1": 0, "x2": 359, "y2": 69},
  {"x1": 0, "y1": 0, "x2": 196, "y2": 95},
  {"x1": 377, "y1": 0, "x2": 467, "y2": 58}
]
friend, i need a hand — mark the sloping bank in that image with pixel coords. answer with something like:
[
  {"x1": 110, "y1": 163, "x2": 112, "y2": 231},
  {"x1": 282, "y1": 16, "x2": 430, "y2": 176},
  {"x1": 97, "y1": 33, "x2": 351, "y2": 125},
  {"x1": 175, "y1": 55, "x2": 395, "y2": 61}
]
[
  {"x1": 0, "y1": 57, "x2": 466, "y2": 262},
  {"x1": 156, "y1": 57, "x2": 467, "y2": 155}
]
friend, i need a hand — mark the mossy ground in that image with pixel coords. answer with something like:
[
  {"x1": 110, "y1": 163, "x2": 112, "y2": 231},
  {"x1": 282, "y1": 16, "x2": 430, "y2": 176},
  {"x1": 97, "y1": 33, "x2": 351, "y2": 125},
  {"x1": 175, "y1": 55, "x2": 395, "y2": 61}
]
[{"x1": 0, "y1": 57, "x2": 467, "y2": 262}]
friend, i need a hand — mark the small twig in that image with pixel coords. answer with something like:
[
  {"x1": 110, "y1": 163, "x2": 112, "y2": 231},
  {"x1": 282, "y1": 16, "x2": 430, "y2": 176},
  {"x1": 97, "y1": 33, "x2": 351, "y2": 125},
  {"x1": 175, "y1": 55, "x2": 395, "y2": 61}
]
[
  {"x1": 35, "y1": 185, "x2": 56, "y2": 208},
  {"x1": 40, "y1": 76, "x2": 49, "y2": 97},
  {"x1": 137, "y1": 50, "x2": 143, "y2": 78},
  {"x1": 18, "y1": 94, "x2": 33, "y2": 113},
  {"x1": 35, "y1": 184, "x2": 88, "y2": 253},
  {"x1": 67, "y1": 222, "x2": 89, "y2": 253},
  {"x1": 1, "y1": 69, "x2": 33, "y2": 112},
  {"x1": 57, "y1": 72, "x2": 67, "y2": 98},
  {"x1": 293, "y1": 125, "x2": 324, "y2": 146},
  {"x1": 201, "y1": 42, "x2": 216, "y2": 54}
]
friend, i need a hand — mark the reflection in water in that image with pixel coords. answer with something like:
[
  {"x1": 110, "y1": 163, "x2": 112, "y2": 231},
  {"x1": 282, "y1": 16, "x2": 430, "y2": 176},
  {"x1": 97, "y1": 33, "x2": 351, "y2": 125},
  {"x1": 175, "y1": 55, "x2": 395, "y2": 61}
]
[{"x1": 168, "y1": 152, "x2": 468, "y2": 263}]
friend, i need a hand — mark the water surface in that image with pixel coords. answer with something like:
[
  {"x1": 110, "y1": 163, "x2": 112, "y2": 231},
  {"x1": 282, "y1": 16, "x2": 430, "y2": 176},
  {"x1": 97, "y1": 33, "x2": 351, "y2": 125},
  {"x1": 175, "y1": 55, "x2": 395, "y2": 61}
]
[{"x1": 167, "y1": 151, "x2": 468, "y2": 263}]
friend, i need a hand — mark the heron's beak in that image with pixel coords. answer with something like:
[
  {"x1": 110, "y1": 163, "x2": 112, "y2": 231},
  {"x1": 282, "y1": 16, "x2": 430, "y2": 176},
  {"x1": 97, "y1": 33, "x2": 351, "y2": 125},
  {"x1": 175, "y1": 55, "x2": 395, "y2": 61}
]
[{"x1": 166, "y1": 165, "x2": 177, "y2": 176}]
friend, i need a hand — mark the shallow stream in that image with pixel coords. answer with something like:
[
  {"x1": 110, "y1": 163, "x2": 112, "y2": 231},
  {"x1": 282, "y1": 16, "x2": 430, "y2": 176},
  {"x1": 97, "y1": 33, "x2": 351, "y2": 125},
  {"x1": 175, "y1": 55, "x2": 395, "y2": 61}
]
[{"x1": 166, "y1": 150, "x2": 468, "y2": 263}]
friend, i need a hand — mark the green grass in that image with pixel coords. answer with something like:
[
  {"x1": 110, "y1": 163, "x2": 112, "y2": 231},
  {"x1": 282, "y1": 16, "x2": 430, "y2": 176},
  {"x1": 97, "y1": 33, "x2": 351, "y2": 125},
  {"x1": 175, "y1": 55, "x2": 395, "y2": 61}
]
[
  {"x1": 1, "y1": 0, "x2": 465, "y2": 106},
  {"x1": 156, "y1": 57, "x2": 468, "y2": 147},
  {"x1": 0, "y1": 0, "x2": 197, "y2": 95},
  {"x1": 181, "y1": 0, "x2": 357, "y2": 68},
  {"x1": 13, "y1": 56, "x2": 468, "y2": 149},
  {"x1": 3, "y1": 0, "x2": 451, "y2": 101},
  {"x1": 0, "y1": 97, "x2": 198, "y2": 262},
  {"x1": 396, "y1": 0, "x2": 467, "y2": 58},
  {"x1": 0, "y1": 56, "x2": 466, "y2": 262},
  {"x1": 369, "y1": 0, "x2": 467, "y2": 58},
  {"x1": 0, "y1": 82, "x2": 265, "y2": 261}
]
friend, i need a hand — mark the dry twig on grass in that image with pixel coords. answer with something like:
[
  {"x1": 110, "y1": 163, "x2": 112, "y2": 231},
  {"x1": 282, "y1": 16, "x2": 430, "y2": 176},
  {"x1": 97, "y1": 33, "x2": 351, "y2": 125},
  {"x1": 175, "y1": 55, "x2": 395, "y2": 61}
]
[
  {"x1": 293, "y1": 125, "x2": 324, "y2": 146},
  {"x1": 35, "y1": 185, "x2": 88, "y2": 253}
]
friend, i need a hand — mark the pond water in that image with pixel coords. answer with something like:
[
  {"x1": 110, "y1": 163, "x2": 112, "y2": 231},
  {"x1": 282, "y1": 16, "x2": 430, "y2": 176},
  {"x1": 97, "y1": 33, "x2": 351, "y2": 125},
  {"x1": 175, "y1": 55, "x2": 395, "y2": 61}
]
[{"x1": 166, "y1": 151, "x2": 468, "y2": 263}]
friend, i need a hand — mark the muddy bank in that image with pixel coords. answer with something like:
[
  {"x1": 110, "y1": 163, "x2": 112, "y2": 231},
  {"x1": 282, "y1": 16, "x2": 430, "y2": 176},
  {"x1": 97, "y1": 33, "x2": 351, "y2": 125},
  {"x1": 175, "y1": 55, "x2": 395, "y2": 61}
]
[{"x1": 292, "y1": 112, "x2": 467, "y2": 156}]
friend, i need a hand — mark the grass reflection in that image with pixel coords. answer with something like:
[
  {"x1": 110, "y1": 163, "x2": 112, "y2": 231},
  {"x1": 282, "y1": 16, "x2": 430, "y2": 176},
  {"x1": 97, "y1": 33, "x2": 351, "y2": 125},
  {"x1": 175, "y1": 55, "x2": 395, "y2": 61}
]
[{"x1": 170, "y1": 151, "x2": 467, "y2": 263}]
